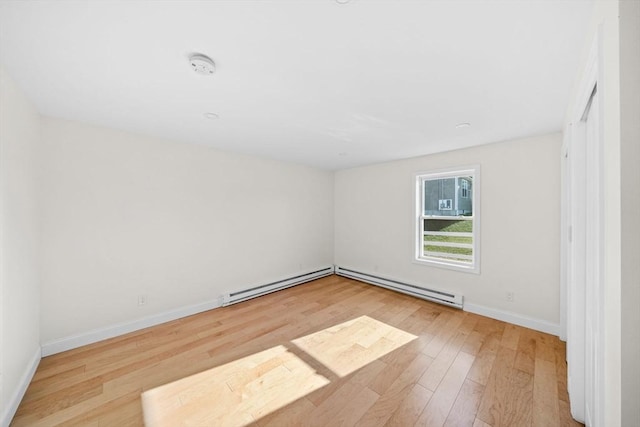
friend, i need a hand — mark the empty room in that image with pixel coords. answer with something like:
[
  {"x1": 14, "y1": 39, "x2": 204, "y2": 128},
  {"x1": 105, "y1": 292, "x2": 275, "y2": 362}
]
[{"x1": 1, "y1": 1, "x2": 638, "y2": 426}]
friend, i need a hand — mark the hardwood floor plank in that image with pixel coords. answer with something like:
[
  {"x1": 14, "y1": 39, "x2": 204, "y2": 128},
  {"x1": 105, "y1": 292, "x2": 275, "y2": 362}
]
[
  {"x1": 331, "y1": 386, "x2": 379, "y2": 427},
  {"x1": 466, "y1": 324, "x2": 502, "y2": 386},
  {"x1": 305, "y1": 359, "x2": 384, "y2": 408},
  {"x1": 15, "y1": 376, "x2": 104, "y2": 420},
  {"x1": 443, "y1": 379, "x2": 485, "y2": 427},
  {"x1": 419, "y1": 330, "x2": 465, "y2": 391},
  {"x1": 555, "y1": 341, "x2": 571, "y2": 404},
  {"x1": 257, "y1": 397, "x2": 316, "y2": 427},
  {"x1": 397, "y1": 306, "x2": 441, "y2": 336},
  {"x1": 533, "y1": 358, "x2": 560, "y2": 427},
  {"x1": 383, "y1": 383, "x2": 433, "y2": 427},
  {"x1": 476, "y1": 347, "x2": 534, "y2": 427},
  {"x1": 461, "y1": 330, "x2": 485, "y2": 356},
  {"x1": 418, "y1": 316, "x2": 477, "y2": 392},
  {"x1": 35, "y1": 331, "x2": 152, "y2": 373},
  {"x1": 500, "y1": 323, "x2": 520, "y2": 351},
  {"x1": 355, "y1": 353, "x2": 433, "y2": 427},
  {"x1": 308, "y1": 380, "x2": 370, "y2": 425},
  {"x1": 422, "y1": 311, "x2": 466, "y2": 358},
  {"x1": 514, "y1": 328, "x2": 537, "y2": 375},
  {"x1": 533, "y1": 331, "x2": 557, "y2": 362},
  {"x1": 415, "y1": 351, "x2": 475, "y2": 426},
  {"x1": 10, "y1": 276, "x2": 579, "y2": 427},
  {"x1": 21, "y1": 365, "x2": 89, "y2": 404},
  {"x1": 369, "y1": 338, "x2": 431, "y2": 396},
  {"x1": 56, "y1": 389, "x2": 142, "y2": 427},
  {"x1": 472, "y1": 418, "x2": 493, "y2": 427}
]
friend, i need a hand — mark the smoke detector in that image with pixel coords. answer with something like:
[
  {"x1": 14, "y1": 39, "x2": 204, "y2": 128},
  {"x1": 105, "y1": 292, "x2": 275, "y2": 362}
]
[{"x1": 189, "y1": 54, "x2": 215, "y2": 75}]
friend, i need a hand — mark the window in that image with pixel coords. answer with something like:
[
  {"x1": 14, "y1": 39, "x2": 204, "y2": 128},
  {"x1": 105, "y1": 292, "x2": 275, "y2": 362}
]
[
  {"x1": 415, "y1": 166, "x2": 479, "y2": 273},
  {"x1": 460, "y1": 179, "x2": 469, "y2": 198}
]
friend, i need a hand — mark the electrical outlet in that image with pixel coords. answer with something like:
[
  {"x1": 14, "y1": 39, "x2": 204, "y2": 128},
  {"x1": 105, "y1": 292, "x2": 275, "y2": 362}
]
[
  {"x1": 138, "y1": 294, "x2": 147, "y2": 306},
  {"x1": 506, "y1": 292, "x2": 515, "y2": 302}
]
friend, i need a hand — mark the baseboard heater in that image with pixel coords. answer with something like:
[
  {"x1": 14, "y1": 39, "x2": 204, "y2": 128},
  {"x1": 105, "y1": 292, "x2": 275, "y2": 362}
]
[
  {"x1": 335, "y1": 266, "x2": 463, "y2": 309},
  {"x1": 222, "y1": 266, "x2": 335, "y2": 306}
]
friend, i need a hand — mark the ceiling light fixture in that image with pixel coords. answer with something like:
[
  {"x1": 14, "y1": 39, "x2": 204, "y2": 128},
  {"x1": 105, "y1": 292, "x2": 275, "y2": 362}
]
[
  {"x1": 455, "y1": 122, "x2": 471, "y2": 129},
  {"x1": 204, "y1": 112, "x2": 219, "y2": 120},
  {"x1": 189, "y1": 53, "x2": 215, "y2": 75}
]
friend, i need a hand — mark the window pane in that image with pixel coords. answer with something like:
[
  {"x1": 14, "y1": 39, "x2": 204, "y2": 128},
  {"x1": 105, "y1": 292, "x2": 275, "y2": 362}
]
[
  {"x1": 424, "y1": 218, "x2": 473, "y2": 232},
  {"x1": 423, "y1": 177, "x2": 473, "y2": 216},
  {"x1": 423, "y1": 218, "x2": 473, "y2": 263}
]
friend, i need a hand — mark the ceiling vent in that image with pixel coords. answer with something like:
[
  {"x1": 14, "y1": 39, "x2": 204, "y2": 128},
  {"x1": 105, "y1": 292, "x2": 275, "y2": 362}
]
[{"x1": 189, "y1": 54, "x2": 215, "y2": 75}]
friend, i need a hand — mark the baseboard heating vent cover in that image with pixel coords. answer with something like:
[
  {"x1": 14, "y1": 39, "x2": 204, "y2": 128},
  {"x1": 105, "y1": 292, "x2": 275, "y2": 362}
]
[
  {"x1": 222, "y1": 266, "x2": 335, "y2": 306},
  {"x1": 335, "y1": 266, "x2": 463, "y2": 309}
]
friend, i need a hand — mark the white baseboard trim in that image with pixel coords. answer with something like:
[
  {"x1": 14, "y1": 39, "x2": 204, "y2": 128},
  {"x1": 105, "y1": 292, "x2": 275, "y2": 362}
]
[
  {"x1": 41, "y1": 297, "x2": 223, "y2": 357},
  {"x1": 464, "y1": 302, "x2": 560, "y2": 336},
  {"x1": 1, "y1": 346, "x2": 41, "y2": 427}
]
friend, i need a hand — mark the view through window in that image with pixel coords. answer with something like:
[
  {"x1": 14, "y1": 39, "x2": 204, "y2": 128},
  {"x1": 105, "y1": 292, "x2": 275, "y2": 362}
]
[{"x1": 416, "y1": 166, "x2": 479, "y2": 273}]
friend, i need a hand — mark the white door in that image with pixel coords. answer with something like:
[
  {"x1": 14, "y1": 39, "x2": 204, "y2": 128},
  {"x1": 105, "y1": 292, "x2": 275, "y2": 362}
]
[
  {"x1": 583, "y1": 86, "x2": 603, "y2": 427},
  {"x1": 567, "y1": 83, "x2": 604, "y2": 426},
  {"x1": 566, "y1": 102, "x2": 587, "y2": 423}
]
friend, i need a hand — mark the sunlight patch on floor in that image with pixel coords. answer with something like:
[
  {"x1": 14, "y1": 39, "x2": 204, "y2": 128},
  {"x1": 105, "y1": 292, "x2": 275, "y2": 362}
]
[
  {"x1": 142, "y1": 345, "x2": 330, "y2": 427},
  {"x1": 291, "y1": 315, "x2": 417, "y2": 377},
  {"x1": 141, "y1": 316, "x2": 416, "y2": 426}
]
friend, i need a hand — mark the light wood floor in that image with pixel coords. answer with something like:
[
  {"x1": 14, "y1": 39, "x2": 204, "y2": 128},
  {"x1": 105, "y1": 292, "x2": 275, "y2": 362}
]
[{"x1": 12, "y1": 275, "x2": 583, "y2": 426}]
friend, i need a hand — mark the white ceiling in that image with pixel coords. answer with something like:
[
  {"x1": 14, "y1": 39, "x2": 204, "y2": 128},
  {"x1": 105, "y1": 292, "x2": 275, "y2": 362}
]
[{"x1": 0, "y1": 0, "x2": 594, "y2": 170}]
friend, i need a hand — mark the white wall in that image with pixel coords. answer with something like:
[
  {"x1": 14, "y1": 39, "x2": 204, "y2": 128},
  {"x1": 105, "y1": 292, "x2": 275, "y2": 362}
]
[
  {"x1": 619, "y1": 1, "x2": 640, "y2": 425},
  {"x1": 0, "y1": 67, "x2": 41, "y2": 425},
  {"x1": 39, "y1": 118, "x2": 334, "y2": 345},
  {"x1": 335, "y1": 133, "x2": 561, "y2": 329}
]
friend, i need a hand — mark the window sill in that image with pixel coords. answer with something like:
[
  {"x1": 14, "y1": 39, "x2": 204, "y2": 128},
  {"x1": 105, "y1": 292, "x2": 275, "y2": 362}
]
[{"x1": 413, "y1": 257, "x2": 480, "y2": 274}]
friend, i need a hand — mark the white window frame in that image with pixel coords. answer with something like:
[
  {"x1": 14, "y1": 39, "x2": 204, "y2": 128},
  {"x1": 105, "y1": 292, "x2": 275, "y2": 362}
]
[{"x1": 414, "y1": 165, "x2": 480, "y2": 274}]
